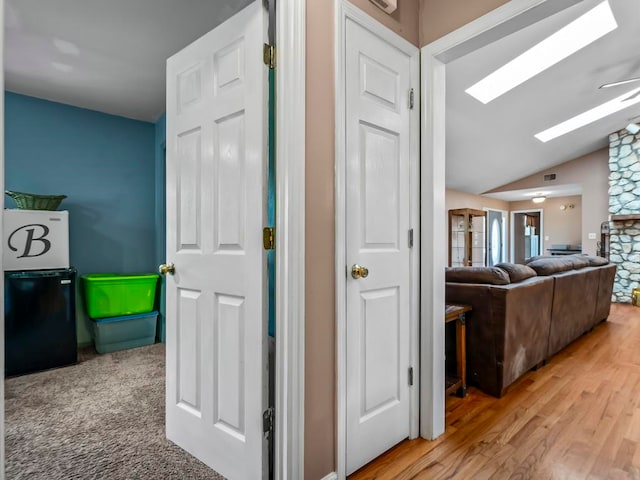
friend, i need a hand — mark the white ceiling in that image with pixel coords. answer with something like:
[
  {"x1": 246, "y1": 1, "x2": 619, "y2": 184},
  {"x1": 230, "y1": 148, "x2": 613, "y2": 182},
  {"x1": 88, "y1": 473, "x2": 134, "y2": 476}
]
[
  {"x1": 5, "y1": 0, "x2": 252, "y2": 122},
  {"x1": 446, "y1": 0, "x2": 640, "y2": 196}
]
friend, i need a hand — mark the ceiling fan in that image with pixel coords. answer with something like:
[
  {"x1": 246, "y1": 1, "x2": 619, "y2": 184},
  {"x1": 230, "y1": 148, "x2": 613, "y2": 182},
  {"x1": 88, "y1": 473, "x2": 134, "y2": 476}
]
[
  {"x1": 599, "y1": 77, "x2": 640, "y2": 89},
  {"x1": 599, "y1": 77, "x2": 640, "y2": 101}
]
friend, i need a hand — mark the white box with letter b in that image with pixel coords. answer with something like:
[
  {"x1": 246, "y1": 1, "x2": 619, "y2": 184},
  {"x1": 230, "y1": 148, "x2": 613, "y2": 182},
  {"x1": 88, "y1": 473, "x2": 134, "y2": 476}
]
[{"x1": 3, "y1": 210, "x2": 70, "y2": 271}]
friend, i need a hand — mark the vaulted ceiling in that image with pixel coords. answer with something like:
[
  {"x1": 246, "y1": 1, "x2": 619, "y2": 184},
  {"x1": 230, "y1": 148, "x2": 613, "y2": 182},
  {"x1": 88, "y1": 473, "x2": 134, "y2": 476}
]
[{"x1": 446, "y1": 0, "x2": 638, "y2": 196}]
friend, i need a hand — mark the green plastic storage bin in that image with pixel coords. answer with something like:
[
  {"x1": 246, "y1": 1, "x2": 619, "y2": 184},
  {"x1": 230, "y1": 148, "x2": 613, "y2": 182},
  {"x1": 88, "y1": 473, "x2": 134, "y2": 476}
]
[
  {"x1": 82, "y1": 273, "x2": 159, "y2": 319},
  {"x1": 93, "y1": 311, "x2": 158, "y2": 354}
]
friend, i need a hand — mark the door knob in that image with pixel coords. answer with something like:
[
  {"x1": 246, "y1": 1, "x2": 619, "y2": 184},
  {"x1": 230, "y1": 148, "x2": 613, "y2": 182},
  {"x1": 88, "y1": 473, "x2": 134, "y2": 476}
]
[
  {"x1": 159, "y1": 263, "x2": 176, "y2": 275},
  {"x1": 351, "y1": 264, "x2": 369, "y2": 279}
]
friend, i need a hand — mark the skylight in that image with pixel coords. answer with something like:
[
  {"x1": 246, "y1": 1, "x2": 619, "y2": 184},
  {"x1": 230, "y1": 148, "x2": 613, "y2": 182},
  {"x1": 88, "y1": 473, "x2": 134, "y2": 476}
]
[
  {"x1": 535, "y1": 87, "x2": 640, "y2": 142},
  {"x1": 465, "y1": 1, "x2": 617, "y2": 104}
]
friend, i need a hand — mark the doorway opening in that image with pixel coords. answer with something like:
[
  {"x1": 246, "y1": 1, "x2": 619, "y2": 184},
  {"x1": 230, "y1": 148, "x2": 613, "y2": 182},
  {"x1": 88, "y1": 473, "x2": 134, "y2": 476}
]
[
  {"x1": 510, "y1": 209, "x2": 544, "y2": 263},
  {"x1": 421, "y1": 0, "x2": 579, "y2": 444},
  {"x1": 3, "y1": 1, "x2": 288, "y2": 479}
]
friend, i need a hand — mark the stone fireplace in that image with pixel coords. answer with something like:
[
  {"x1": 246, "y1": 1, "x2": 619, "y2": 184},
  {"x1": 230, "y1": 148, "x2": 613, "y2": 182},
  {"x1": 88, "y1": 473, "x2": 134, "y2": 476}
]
[{"x1": 608, "y1": 128, "x2": 640, "y2": 303}]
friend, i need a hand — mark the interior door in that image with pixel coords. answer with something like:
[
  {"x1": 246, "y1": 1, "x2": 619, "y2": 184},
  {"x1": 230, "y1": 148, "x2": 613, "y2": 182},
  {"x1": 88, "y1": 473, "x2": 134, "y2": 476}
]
[
  {"x1": 345, "y1": 18, "x2": 414, "y2": 475},
  {"x1": 164, "y1": 3, "x2": 268, "y2": 479}
]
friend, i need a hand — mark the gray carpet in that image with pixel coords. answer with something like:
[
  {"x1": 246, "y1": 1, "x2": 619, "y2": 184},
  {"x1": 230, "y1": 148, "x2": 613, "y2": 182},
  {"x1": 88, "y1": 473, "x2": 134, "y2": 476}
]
[{"x1": 5, "y1": 343, "x2": 224, "y2": 480}]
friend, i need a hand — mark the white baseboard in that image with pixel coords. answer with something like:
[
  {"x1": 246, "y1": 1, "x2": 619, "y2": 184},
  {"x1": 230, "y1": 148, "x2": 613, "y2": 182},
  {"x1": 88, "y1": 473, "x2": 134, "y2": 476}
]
[{"x1": 320, "y1": 473, "x2": 338, "y2": 480}]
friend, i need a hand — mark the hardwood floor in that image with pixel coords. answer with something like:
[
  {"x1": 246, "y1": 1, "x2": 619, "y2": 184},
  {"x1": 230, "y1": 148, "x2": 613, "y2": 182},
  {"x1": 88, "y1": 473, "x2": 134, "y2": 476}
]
[{"x1": 349, "y1": 304, "x2": 640, "y2": 479}]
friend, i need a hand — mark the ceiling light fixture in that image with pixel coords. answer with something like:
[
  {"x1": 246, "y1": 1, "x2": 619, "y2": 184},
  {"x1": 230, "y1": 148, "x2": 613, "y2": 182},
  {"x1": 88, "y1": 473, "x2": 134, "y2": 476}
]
[
  {"x1": 532, "y1": 196, "x2": 546, "y2": 203},
  {"x1": 535, "y1": 87, "x2": 640, "y2": 142},
  {"x1": 465, "y1": 1, "x2": 617, "y2": 104}
]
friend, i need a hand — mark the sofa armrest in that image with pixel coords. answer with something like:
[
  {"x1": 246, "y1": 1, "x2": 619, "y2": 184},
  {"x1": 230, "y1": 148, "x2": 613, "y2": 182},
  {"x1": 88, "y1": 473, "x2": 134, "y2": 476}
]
[
  {"x1": 446, "y1": 276, "x2": 553, "y2": 397},
  {"x1": 594, "y1": 263, "x2": 616, "y2": 324}
]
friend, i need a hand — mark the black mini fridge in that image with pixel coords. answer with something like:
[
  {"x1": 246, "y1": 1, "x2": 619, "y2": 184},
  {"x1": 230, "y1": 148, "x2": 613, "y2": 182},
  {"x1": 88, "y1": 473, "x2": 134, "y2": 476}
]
[{"x1": 5, "y1": 268, "x2": 78, "y2": 376}]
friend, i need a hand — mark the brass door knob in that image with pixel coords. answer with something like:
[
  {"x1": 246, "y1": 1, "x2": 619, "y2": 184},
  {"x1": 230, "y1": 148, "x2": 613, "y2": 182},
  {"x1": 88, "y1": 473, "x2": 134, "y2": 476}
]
[
  {"x1": 159, "y1": 263, "x2": 176, "y2": 275},
  {"x1": 351, "y1": 264, "x2": 369, "y2": 279}
]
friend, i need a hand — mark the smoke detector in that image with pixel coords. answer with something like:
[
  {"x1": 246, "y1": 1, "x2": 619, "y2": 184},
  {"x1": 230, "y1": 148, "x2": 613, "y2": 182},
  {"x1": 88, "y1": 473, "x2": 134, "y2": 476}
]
[{"x1": 369, "y1": 0, "x2": 397, "y2": 14}]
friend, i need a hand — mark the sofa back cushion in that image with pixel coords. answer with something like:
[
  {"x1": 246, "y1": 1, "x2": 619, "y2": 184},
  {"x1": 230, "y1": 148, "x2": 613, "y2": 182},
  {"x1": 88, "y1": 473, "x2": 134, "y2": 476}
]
[
  {"x1": 526, "y1": 255, "x2": 555, "y2": 262},
  {"x1": 582, "y1": 255, "x2": 609, "y2": 266},
  {"x1": 566, "y1": 255, "x2": 590, "y2": 269},
  {"x1": 495, "y1": 263, "x2": 537, "y2": 283},
  {"x1": 445, "y1": 266, "x2": 510, "y2": 285},
  {"x1": 527, "y1": 257, "x2": 576, "y2": 276}
]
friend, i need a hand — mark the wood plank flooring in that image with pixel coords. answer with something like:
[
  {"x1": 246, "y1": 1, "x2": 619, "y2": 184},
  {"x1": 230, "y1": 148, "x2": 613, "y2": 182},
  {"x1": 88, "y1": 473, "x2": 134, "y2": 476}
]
[{"x1": 349, "y1": 304, "x2": 640, "y2": 480}]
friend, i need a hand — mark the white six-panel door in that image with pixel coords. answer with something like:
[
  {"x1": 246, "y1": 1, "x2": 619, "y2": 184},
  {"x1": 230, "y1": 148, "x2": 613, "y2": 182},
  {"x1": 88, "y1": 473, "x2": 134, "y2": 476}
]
[
  {"x1": 345, "y1": 17, "x2": 414, "y2": 475},
  {"x1": 164, "y1": 3, "x2": 268, "y2": 479}
]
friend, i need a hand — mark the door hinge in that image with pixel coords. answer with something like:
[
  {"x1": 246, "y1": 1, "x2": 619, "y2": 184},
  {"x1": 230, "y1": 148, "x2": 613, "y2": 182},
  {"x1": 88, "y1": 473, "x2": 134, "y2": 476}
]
[
  {"x1": 263, "y1": 227, "x2": 275, "y2": 250},
  {"x1": 408, "y1": 367, "x2": 414, "y2": 386},
  {"x1": 409, "y1": 88, "x2": 415, "y2": 110},
  {"x1": 263, "y1": 407, "x2": 275, "y2": 434},
  {"x1": 263, "y1": 44, "x2": 276, "y2": 69},
  {"x1": 408, "y1": 228, "x2": 414, "y2": 248}
]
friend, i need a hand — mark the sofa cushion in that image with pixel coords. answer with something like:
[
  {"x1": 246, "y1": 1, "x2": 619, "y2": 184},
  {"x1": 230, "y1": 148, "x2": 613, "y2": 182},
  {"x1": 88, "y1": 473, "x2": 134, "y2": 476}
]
[
  {"x1": 581, "y1": 255, "x2": 609, "y2": 266},
  {"x1": 527, "y1": 257, "x2": 576, "y2": 276},
  {"x1": 526, "y1": 255, "x2": 555, "y2": 262},
  {"x1": 495, "y1": 263, "x2": 537, "y2": 283},
  {"x1": 566, "y1": 255, "x2": 590, "y2": 269},
  {"x1": 445, "y1": 267, "x2": 510, "y2": 285}
]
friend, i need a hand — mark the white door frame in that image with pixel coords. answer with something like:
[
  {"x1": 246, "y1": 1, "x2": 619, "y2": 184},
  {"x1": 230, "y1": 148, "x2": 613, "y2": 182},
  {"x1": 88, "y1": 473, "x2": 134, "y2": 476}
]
[
  {"x1": 420, "y1": 0, "x2": 577, "y2": 440},
  {"x1": 484, "y1": 207, "x2": 508, "y2": 264},
  {"x1": 510, "y1": 209, "x2": 545, "y2": 262},
  {"x1": 274, "y1": 0, "x2": 306, "y2": 479},
  {"x1": 0, "y1": 1, "x2": 305, "y2": 479},
  {"x1": 335, "y1": 2, "x2": 420, "y2": 478}
]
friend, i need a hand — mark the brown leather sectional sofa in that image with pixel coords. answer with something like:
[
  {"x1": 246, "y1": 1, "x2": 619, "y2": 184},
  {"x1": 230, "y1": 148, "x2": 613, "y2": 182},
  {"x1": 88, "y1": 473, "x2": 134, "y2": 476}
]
[{"x1": 445, "y1": 255, "x2": 616, "y2": 398}]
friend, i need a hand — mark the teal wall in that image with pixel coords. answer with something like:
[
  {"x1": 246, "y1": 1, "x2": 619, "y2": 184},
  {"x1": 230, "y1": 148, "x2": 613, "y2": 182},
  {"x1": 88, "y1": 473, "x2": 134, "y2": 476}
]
[
  {"x1": 268, "y1": 69, "x2": 275, "y2": 337},
  {"x1": 154, "y1": 114, "x2": 166, "y2": 342},
  {"x1": 5, "y1": 92, "x2": 157, "y2": 345}
]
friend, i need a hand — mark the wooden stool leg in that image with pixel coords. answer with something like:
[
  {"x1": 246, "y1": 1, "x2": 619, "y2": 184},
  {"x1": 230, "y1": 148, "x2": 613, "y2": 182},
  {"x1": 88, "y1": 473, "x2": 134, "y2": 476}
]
[{"x1": 456, "y1": 314, "x2": 467, "y2": 398}]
